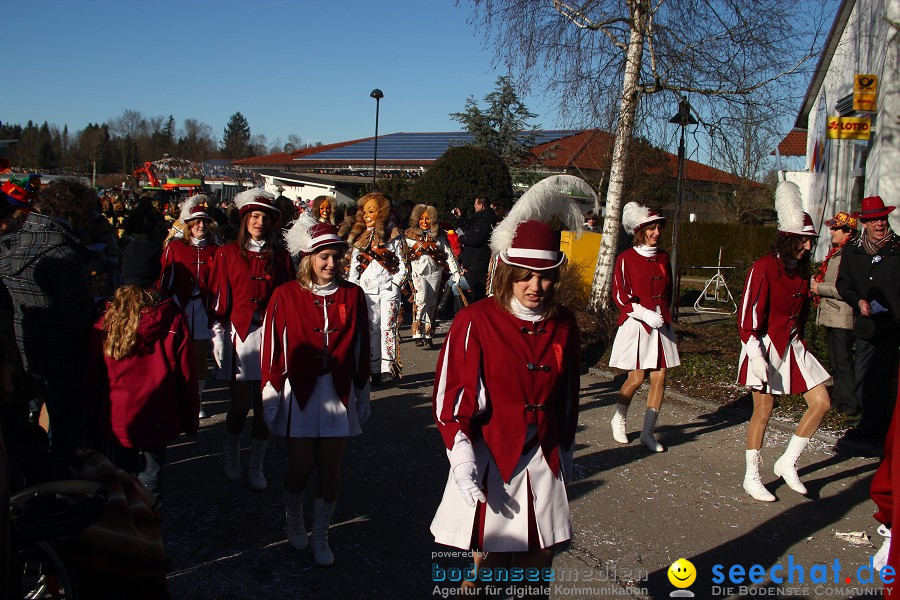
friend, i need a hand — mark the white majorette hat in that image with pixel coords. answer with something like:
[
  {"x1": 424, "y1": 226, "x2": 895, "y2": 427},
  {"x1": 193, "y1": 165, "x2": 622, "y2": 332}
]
[
  {"x1": 234, "y1": 187, "x2": 280, "y2": 220},
  {"x1": 622, "y1": 202, "x2": 666, "y2": 235},
  {"x1": 179, "y1": 194, "x2": 212, "y2": 222},
  {"x1": 285, "y1": 213, "x2": 348, "y2": 257},
  {"x1": 775, "y1": 180, "x2": 817, "y2": 236},
  {"x1": 490, "y1": 174, "x2": 594, "y2": 271}
]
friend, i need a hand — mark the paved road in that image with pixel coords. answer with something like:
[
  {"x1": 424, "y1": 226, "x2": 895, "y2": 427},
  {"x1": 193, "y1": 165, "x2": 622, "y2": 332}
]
[{"x1": 160, "y1": 320, "x2": 883, "y2": 599}]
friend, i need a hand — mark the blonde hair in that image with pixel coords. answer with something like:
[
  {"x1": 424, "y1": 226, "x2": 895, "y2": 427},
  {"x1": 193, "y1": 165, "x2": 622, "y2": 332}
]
[
  {"x1": 492, "y1": 260, "x2": 560, "y2": 318},
  {"x1": 102, "y1": 285, "x2": 154, "y2": 360},
  {"x1": 296, "y1": 246, "x2": 348, "y2": 290}
]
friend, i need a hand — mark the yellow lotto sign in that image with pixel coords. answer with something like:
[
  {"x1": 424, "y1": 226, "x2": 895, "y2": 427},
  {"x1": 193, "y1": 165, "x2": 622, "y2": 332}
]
[
  {"x1": 827, "y1": 116, "x2": 872, "y2": 140},
  {"x1": 854, "y1": 74, "x2": 877, "y2": 111}
]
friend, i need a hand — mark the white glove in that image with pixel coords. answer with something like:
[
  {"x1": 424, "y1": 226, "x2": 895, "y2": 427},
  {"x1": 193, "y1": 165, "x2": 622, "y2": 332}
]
[
  {"x1": 211, "y1": 326, "x2": 226, "y2": 368},
  {"x1": 452, "y1": 461, "x2": 486, "y2": 507},
  {"x1": 451, "y1": 271, "x2": 461, "y2": 285},
  {"x1": 631, "y1": 304, "x2": 664, "y2": 329},
  {"x1": 357, "y1": 401, "x2": 371, "y2": 426},
  {"x1": 750, "y1": 356, "x2": 768, "y2": 383}
]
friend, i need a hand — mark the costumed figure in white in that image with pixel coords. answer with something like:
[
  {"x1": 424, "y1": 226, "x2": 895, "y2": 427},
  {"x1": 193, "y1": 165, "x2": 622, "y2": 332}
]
[
  {"x1": 431, "y1": 176, "x2": 590, "y2": 595},
  {"x1": 209, "y1": 188, "x2": 296, "y2": 490},
  {"x1": 738, "y1": 181, "x2": 831, "y2": 502},
  {"x1": 405, "y1": 204, "x2": 460, "y2": 348},
  {"x1": 608, "y1": 202, "x2": 680, "y2": 452},
  {"x1": 159, "y1": 194, "x2": 220, "y2": 419},
  {"x1": 346, "y1": 192, "x2": 408, "y2": 384},
  {"x1": 262, "y1": 213, "x2": 370, "y2": 566}
]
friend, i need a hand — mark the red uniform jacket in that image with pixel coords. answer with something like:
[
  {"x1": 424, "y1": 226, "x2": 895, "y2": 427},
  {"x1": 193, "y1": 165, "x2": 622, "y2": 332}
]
[
  {"x1": 261, "y1": 280, "x2": 370, "y2": 409},
  {"x1": 209, "y1": 242, "x2": 295, "y2": 340},
  {"x1": 158, "y1": 239, "x2": 219, "y2": 309},
  {"x1": 738, "y1": 253, "x2": 810, "y2": 358},
  {"x1": 871, "y1": 362, "x2": 900, "y2": 597},
  {"x1": 612, "y1": 247, "x2": 673, "y2": 329},
  {"x1": 86, "y1": 295, "x2": 199, "y2": 449},
  {"x1": 433, "y1": 297, "x2": 580, "y2": 483}
]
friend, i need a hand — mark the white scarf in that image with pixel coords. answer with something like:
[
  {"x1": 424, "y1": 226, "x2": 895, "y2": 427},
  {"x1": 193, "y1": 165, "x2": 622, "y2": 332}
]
[
  {"x1": 247, "y1": 239, "x2": 266, "y2": 252},
  {"x1": 312, "y1": 281, "x2": 338, "y2": 296},
  {"x1": 510, "y1": 297, "x2": 545, "y2": 322},
  {"x1": 634, "y1": 244, "x2": 658, "y2": 258}
]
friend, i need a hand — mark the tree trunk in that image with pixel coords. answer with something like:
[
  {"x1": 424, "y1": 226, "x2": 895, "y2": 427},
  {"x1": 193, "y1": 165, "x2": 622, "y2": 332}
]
[{"x1": 589, "y1": 2, "x2": 648, "y2": 313}]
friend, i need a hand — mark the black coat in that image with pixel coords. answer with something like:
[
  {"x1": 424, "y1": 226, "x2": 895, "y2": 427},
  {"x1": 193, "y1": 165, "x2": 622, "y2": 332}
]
[
  {"x1": 836, "y1": 234, "x2": 900, "y2": 341},
  {"x1": 458, "y1": 209, "x2": 499, "y2": 274}
]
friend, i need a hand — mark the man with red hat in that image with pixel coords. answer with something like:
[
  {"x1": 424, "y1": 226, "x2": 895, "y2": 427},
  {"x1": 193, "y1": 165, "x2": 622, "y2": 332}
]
[{"x1": 836, "y1": 195, "x2": 900, "y2": 448}]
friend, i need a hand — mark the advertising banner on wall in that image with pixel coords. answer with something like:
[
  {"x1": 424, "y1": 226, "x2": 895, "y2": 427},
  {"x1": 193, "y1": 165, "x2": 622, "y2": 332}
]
[
  {"x1": 827, "y1": 116, "x2": 873, "y2": 140},
  {"x1": 853, "y1": 74, "x2": 878, "y2": 111}
]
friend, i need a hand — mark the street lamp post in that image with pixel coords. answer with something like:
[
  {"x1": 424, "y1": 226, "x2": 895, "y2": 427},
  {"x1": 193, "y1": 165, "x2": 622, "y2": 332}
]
[
  {"x1": 370, "y1": 89, "x2": 383, "y2": 186},
  {"x1": 668, "y1": 98, "x2": 697, "y2": 321}
]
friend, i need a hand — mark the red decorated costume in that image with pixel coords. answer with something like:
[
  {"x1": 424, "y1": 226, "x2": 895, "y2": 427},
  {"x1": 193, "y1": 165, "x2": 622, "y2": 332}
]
[{"x1": 870, "y1": 365, "x2": 900, "y2": 597}]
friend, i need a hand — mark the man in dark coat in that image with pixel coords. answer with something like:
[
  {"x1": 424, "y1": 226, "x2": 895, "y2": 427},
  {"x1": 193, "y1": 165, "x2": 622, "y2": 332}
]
[
  {"x1": 458, "y1": 196, "x2": 499, "y2": 301},
  {"x1": 836, "y1": 196, "x2": 900, "y2": 447}
]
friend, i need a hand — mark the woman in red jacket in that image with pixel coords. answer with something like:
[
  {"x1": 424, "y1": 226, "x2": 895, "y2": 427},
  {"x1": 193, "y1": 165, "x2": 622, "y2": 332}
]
[
  {"x1": 86, "y1": 239, "x2": 199, "y2": 507},
  {"x1": 159, "y1": 194, "x2": 220, "y2": 419},
  {"x1": 738, "y1": 181, "x2": 831, "y2": 502},
  {"x1": 261, "y1": 214, "x2": 370, "y2": 566},
  {"x1": 209, "y1": 189, "x2": 295, "y2": 491},
  {"x1": 431, "y1": 210, "x2": 581, "y2": 595},
  {"x1": 608, "y1": 202, "x2": 680, "y2": 452}
]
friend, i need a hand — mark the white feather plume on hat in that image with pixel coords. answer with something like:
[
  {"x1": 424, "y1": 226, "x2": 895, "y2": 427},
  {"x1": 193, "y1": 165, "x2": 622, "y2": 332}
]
[
  {"x1": 621, "y1": 201, "x2": 666, "y2": 234},
  {"x1": 179, "y1": 194, "x2": 210, "y2": 222},
  {"x1": 284, "y1": 212, "x2": 319, "y2": 257},
  {"x1": 774, "y1": 180, "x2": 804, "y2": 233},
  {"x1": 490, "y1": 175, "x2": 592, "y2": 256},
  {"x1": 234, "y1": 187, "x2": 275, "y2": 210}
]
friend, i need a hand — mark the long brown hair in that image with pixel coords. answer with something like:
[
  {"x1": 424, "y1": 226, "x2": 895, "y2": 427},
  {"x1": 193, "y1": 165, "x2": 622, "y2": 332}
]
[
  {"x1": 772, "y1": 232, "x2": 812, "y2": 279},
  {"x1": 237, "y1": 211, "x2": 276, "y2": 272},
  {"x1": 492, "y1": 260, "x2": 560, "y2": 318},
  {"x1": 103, "y1": 285, "x2": 155, "y2": 360}
]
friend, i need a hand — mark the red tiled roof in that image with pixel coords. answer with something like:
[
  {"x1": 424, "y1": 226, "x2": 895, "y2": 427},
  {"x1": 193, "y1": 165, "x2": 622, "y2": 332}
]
[
  {"x1": 774, "y1": 129, "x2": 807, "y2": 157},
  {"x1": 232, "y1": 137, "x2": 372, "y2": 166},
  {"x1": 531, "y1": 129, "x2": 743, "y2": 186}
]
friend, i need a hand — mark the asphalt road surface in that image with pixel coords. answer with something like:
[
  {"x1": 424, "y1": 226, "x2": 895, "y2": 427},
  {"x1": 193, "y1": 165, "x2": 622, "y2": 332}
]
[{"x1": 161, "y1": 319, "x2": 883, "y2": 600}]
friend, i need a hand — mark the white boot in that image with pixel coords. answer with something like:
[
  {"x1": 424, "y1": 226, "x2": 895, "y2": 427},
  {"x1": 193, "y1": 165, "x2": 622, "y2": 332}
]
[
  {"x1": 224, "y1": 433, "x2": 241, "y2": 481},
  {"x1": 611, "y1": 403, "x2": 629, "y2": 444},
  {"x1": 743, "y1": 449, "x2": 776, "y2": 502},
  {"x1": 284, "y1": 488, "x2": 308, "y2": 550},
  {"x1": 774, "y1": 435, "x2": 810, "y2": 495},
  {"x1": 248, "y1": 438, "x2": 268, "y2": 491},
  {"x1": 640, "y1": 408, "x2": 665, "y2": 452},
  {"x1": 311, "y1": 498, "x2": 337, "y2": 567},
  {"x1": 874, "y1": 524, "x2": 891, "y2": 570}
]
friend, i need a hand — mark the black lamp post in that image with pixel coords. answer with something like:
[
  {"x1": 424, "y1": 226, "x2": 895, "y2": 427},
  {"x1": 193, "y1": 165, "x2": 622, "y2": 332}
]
[
  {"x1": 668, "y1": 98, "x2": 697, "y2": 321},
  {"x1": 370, "y1": 89, "x2": 384, "y2": 186}
]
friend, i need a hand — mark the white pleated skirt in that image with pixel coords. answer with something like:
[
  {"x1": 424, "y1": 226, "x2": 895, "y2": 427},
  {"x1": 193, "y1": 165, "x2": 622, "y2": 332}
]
[
  {"x1": 737, "y1": 335, "x2": 830, "y2": 395},
  {"x1": 608, "y1": 317, "x2": 681, "y2": 370},
  {"x1": 263, "y1": 374, "x2": 365, "y2": 439},
  {"x1": 431, "y1": 431, "x2": 572, "y2": 552},
  {"x1": 212, "y1": 320, "x2": 263, "y2": 382}
]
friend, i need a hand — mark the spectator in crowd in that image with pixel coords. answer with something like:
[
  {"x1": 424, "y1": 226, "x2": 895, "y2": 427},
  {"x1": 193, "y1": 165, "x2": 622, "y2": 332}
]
[
  {"x1": 273, "y1": 195, "x2": 297, "y2": 232},
  {"x1": 458, "y1": 196, "x2": 499, "y2": 301},
  {"x1": 810, "y1": 211, "x2": 858, "y2": 416},
  {"x1": 837, "y1": 195, "x2": 900, "y2": 447},
  {"x1": 0, "y1": 179, "x2": 96, "y2": 459},
  {"x1": 209, "y1": 189, "x2": 295, "y2": 490},
  {"x1": 584, "y1": 213, "x2": 599, "y2": 232},
  {"x1": 262, "y1": 214, "x2": 370, "y2": 566},
  {"x1": 85, "y1": 239, "x2": 199, "y2": 507},
  {"x1": 737, "y1": 182, "x2": 831, "y2": 501}
]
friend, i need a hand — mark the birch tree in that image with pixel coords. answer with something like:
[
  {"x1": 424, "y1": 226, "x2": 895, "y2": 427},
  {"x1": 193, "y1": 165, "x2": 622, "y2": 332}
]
[{"x1": 469, "y1": 0, "x2": 831, "y2": 311}]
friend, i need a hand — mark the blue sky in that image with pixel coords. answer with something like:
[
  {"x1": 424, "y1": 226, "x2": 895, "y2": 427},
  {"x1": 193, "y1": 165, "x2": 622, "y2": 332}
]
[{"x1": 4, "y1": 0, "x2": 561, "y2": 147}]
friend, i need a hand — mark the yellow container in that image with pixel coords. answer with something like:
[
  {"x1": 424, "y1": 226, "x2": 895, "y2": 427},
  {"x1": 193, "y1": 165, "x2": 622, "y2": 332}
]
[{"x1": 559, "y1": 230, "x2": 602, "y2": 293}]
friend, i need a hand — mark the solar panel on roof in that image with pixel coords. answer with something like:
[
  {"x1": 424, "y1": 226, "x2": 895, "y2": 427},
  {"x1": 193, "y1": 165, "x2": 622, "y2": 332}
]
[{"x1": 294, "y1": 131, "x2": 582, "y2": 162}]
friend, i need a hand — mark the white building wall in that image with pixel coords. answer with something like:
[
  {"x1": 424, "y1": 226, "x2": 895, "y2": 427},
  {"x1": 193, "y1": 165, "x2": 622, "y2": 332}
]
[{"x1": 805, "y1": 0, "x2": 899, "y2": 259}]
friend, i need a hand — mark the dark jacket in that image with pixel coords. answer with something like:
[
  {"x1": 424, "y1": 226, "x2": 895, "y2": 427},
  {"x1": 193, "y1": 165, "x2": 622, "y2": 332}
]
[
  {"x1": 458, "y1": 209, "x2": 499, "y2": 274},
  {"x1": 0, "y1": 212, "x2": 94, "y2": 378},
  {"x1": 836, "y1": 234, "x2": 900, "y2": 341}
]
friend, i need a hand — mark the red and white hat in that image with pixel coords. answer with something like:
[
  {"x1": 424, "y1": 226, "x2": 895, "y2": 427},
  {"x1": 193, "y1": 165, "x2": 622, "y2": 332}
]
[
  {"x1": 234, "y1": 188, "x2": 280, "y2": 220},
  {"x1": 622, "y1": 202, "x2": 666, "y2": 235},
  {"x1": 179, "y1": 194, "x2": 212, "y2": 222},
  {"x1": 285, "y1": 213, "x2": 348, "y2": 256},
  {"x1": 499, "y1": 220, "x2": 566, "y2": 271},
  {"x1": 775, "y1": 181, "x2": 817, "y2": 236}
]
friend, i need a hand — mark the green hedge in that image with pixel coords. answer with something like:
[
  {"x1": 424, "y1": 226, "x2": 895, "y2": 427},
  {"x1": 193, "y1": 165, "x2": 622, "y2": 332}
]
[{"x1": 676, "y1": 221, "x2": 777, "y2": 272}]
